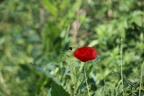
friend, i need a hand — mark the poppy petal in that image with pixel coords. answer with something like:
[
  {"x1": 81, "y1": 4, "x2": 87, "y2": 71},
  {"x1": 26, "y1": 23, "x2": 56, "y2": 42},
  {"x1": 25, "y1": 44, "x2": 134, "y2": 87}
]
[{"x1": 74, "y1": 46, "x2": 98, "y2": 62}]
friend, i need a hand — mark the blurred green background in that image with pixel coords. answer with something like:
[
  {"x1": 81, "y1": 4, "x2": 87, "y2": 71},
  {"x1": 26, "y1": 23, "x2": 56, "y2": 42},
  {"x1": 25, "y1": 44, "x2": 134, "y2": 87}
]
[{"x1": 0, "y1": 0, "x2": 144, "y2": 96}]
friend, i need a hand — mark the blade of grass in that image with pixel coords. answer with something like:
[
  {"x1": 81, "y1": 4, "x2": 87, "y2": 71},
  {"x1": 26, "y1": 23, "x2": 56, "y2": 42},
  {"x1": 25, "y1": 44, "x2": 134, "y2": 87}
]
[
  {"x1": 139, "y1": 62, "x2": 144, "y2": 96},
  {"x1": 35, "y1": 66, "x2": 61, "y2": 85},
  {"x1": 62, "y1": 26, "x2": 70, "y2": 53},
  {"x1": 120, "y1": 37, "x2": 124, "y2": 96}
]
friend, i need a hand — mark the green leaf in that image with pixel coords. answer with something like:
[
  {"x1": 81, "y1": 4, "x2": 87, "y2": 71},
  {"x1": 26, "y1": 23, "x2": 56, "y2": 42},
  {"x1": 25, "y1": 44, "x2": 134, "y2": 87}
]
[
  {"x1": 51, "y1": 82, "x2": 70, "y2": 96},
  {"x1": 35, "y1": 66, "x2": 61, "y2": 85},
  {"x1": 88, "y1": 40, "x2": 99, "y2": 47},
  {"x1": 41, "y1": 0, "x2": 58, "y2": 16},
  {"x1": 140, "y1": 27, "x2": 144, "y2": 33},
  {"x1": 92, "y1": 55, "x2": 102, "y2": 64}
]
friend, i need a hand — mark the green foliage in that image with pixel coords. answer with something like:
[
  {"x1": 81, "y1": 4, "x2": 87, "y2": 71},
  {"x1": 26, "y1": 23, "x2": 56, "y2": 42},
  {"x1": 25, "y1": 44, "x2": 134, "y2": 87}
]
[
  {"x1": 0, "y1": 0, "x2": 144, "y2": 96},
  {"x1": 51, "y1": 82, "x2": 70, "y2": 96}
]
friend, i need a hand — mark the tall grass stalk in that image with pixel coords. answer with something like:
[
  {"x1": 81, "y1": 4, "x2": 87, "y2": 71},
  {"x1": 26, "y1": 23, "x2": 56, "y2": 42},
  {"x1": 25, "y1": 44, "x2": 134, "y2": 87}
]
[
  {"x1": 62, "y1": 26, "x2": 70, "y2": 52},
  {"x1": 139, "y1": 62, "x2": 143, "y2": 96},
  {"x1": 99, "y1": 60, "x2": 106, "y2": 96},
  {"x1": 120, "y1": 38, "x2": 124, "y2": 96}
]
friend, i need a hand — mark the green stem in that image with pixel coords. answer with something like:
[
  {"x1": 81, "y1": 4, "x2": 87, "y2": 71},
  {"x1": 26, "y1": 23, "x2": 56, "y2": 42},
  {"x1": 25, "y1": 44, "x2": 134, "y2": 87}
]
[
  {"x1": 120, "y1": 38, "x2": 124, "y2": 96},
  {"x1": 139, "y1": 62, "x2": 143, "y2": 96},
  {"x1": 84, "y1": 62, "x2": 90, "y2": 96},
  {"x1": 76, "y1": 62, "x2": 93, "y2": 94}
]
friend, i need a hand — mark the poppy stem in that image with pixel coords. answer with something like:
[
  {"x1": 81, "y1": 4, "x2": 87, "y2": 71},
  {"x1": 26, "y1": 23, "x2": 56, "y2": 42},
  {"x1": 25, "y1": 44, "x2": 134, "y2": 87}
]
[{"x1": 84, "y1": 62, "x2": 90, "y2": 96}]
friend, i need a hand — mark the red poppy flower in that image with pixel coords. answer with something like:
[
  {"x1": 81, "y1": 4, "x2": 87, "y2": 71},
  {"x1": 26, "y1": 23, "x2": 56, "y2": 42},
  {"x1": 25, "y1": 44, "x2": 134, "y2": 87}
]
[{"x1": 74, "y1": 46, "x2": 98, "y2": 62}]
